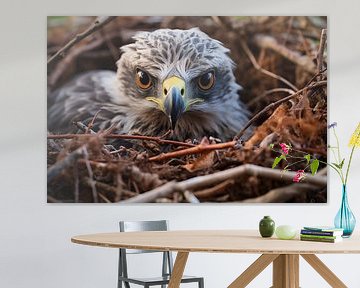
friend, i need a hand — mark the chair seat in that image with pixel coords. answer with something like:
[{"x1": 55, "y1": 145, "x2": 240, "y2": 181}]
[{"x1": 119, "y1": 274, "x2": 203, "y2": 285}]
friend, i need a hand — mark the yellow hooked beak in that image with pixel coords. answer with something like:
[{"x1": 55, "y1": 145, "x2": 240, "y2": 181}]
[
  {"x1": 162, "y1": 76, "x2": 185, "y2": 129},
  {"x1": 146, "y1": 76, "x2": 185, "y2": 129},
  {"x1": 146, "y1": 76, "x2": 204, "y2": 129}
]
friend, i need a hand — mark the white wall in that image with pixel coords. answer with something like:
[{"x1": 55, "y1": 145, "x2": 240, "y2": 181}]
[{"x1": 1, "y1": 0, "x2": 360, "y2": 287}]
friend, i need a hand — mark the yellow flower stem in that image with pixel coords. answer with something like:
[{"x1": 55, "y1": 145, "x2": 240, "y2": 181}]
[
  {"x1": 345, "y1": 127, "x2": 360, "y2": 185},
  {"x1": 344, "y1": 145, "x2": 356, "y2": 185}
]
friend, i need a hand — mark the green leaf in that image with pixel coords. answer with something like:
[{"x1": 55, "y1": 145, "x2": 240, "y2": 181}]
[
  {"x1": 310, "y1": 159, "x2": 320, "y2": 175},
  {"x1": 272, "y1": 154, "x2": 286, "y2": 168},
  {"x1": 272, "y1": 156, "x2": 282, "y2": 169},
  {"x1": 269, "y1": 143, "x2": 274, "y2": 149},
  {"x1": 332, "y1": 162, "x2": 341, "y2": 169},
  {"x1": 339, "y1": 158, "x2": 345, "y2": 169},
  {"x1": 304, "y1": 154, "x2": 311, "y2": 164}
]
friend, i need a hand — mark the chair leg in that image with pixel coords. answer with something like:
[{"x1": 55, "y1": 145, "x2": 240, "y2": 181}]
[{"x1": 199, "y1": 278, "x2": 204, "y2": 288}]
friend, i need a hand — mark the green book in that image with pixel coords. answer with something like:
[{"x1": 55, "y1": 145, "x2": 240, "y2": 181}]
[
  {"x1": 303, "y1": 226, "x2": 344, "y2": 233},
  {"x1": 300, "y1": 236, "x2": 342, "y2": 243},
  {"x1": 300, "y1": 234, "x2": 340, "y2": 240}
]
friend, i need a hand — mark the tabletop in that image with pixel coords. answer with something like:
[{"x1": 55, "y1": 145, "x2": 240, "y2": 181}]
[{"x1": 71, "y1": 230, "x2": 360, "y2": 254}]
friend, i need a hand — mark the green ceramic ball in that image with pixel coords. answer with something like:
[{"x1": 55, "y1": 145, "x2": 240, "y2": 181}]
[{"x1": 275, "y1": 225, "x2": 297, "y2": 240}]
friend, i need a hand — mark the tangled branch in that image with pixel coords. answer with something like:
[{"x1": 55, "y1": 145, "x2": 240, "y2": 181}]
[{"x1": 47, "y1": 16, "x2": 117, "y2": 66}]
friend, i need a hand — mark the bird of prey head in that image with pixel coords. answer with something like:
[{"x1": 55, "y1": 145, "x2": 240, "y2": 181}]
[{"x1": 48, "y1": 28, "x2": 250, "y2": 141}]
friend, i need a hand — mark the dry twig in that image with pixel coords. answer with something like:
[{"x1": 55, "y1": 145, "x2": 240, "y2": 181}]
[
  {"x1": 316, "y1": 29, "x2": 327, "y2": 79},
  {"x1": 247, "y1": 88, "x2": 295, "y2": 107},
  {"x1": 149, "y1": 140, "x2": 238, "y2": 162},
  {"x1": 240, "y1": 39, "x2": 298, "y2": 91},
  {"x1": 47, "y1": 16, "x2": 117, "y2": 66},
  {"x1": 48, "y1": 133, "x2": 195, "y2": 148},
  {"x1": 82, "y1": 147, "x2": 98, "y2": 203}
]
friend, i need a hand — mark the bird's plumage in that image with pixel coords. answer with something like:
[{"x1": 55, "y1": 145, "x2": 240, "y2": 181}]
[{"x1": 48, "y1": 28, "x2": 250, "y2": 141}]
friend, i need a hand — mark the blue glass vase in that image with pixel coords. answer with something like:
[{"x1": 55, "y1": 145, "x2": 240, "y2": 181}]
[{"x1": 334, "y1": 185, "x2": 356, "y2": 237}]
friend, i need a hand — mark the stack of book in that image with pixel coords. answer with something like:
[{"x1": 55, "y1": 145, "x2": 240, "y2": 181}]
[{"x1": 300, "y1": 226, "x2": 344, "y2": 243}]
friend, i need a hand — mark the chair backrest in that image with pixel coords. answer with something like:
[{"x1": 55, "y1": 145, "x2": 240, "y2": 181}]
[
  {"x1": 118, "y1": 220, "x2": 174, "y2": 283},
  {"x1": 119, "y1": 220, "x2": 169, "y2": 254}
]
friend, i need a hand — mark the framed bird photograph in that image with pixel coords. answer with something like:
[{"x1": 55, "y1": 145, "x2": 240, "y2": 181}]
[{"x1": 47, "y1": 16, "x2": 327, "y2": 203}]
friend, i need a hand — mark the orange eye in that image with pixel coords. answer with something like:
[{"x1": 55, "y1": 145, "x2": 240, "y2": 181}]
[
  {"x1": 135, "y1": 68, "x2": 152, "y2": 90},
  {"x1": 198, "y1": 70, "x2": 215, "y2": 91}
]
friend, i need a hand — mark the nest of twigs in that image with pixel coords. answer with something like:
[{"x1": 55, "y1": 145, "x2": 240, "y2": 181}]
[{"x1": 47, "y1": 16, "x2": 327, "y2": 203}]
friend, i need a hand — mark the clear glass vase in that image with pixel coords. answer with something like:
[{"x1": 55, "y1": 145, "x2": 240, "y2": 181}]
[{"x1": 334, "y1": 185, "x2": 356, "y2": 237}]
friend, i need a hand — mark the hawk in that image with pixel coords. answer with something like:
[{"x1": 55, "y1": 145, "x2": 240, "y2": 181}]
[{"x1": 48, "y1": 28, "x2": 250, "y2": 141}]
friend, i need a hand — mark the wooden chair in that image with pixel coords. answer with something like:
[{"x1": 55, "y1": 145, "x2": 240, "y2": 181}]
[{"x1": 118, "y1": 220, "x2": 204, "y2": 288}]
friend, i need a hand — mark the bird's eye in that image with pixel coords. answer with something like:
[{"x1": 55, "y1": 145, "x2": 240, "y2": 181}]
[
  {"x1": 198, "y1": 71, "x2": 215, "y2": 91},
  {"x1": 135, "y1": 68, "x2": 152, "y2": 90}
]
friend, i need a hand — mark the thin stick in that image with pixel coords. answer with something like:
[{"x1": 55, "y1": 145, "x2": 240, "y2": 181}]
[
  {"x1": 121, "y1": 164, "x2": 327, "y2": 203},
  {"x1": 48, "y1": 133, "x2": 195, "y2": 148},
  {"x1": 48, "y1": 33, "x2": 118, "y2": 88},
  {"x1": 47, "y1": 16, "x2": 117, "y2": 66},
  {"x1": 149, "y1": 141, "x2": 237, "y2": 162},
  {"x1": 74, "y1": 121, "x2": 96, "y2": 134},
  {"x1": 48, "y1": 32, "x2": 117, "y2": 87},
  {"x1": 86, "y1": 109, "x2": 103, "y2": 133},
  {"x1": 247, "y1": 88, "x2": 295, "y2": 107},
  {"x1": 235, "y1": 81, "x2": 327, "y2": 139},
  {"x1": 240, "y1": 39, "x2": 298, "y2": 91},
  {"x1": 73, "y1": 163, "x2": 80, "y2": 203},
  {"x1": 82, "y1": 146, "x2": 98, "y2": 203},
  {"x1": 316, "y1": 29, "x2": 327, "y2": 77}
]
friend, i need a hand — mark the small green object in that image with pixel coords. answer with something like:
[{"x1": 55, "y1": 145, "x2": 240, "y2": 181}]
[
  {"x1": 275, "y1": 225, "x2": 297, "y2": 240},
  {"x1": 259, "y1": 216, "x2": 275, "y2": 238},
  {"x1": 310, "y1": 159, "x2": 319, "y2": 175}
]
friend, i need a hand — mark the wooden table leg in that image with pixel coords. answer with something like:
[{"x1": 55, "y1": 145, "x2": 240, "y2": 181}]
[
  {"x1": 228, "y1": 254, "x2": 279, "y2": 288},
  {"x1": 168, "y1": 252, "x2": 189, "y2": 288},
  {"x1": 272, "y1": 254, "x2": 299, "y2": 288},
  {"x1": 301, "y1": 254, "x2": 347, "y2": 288}
]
